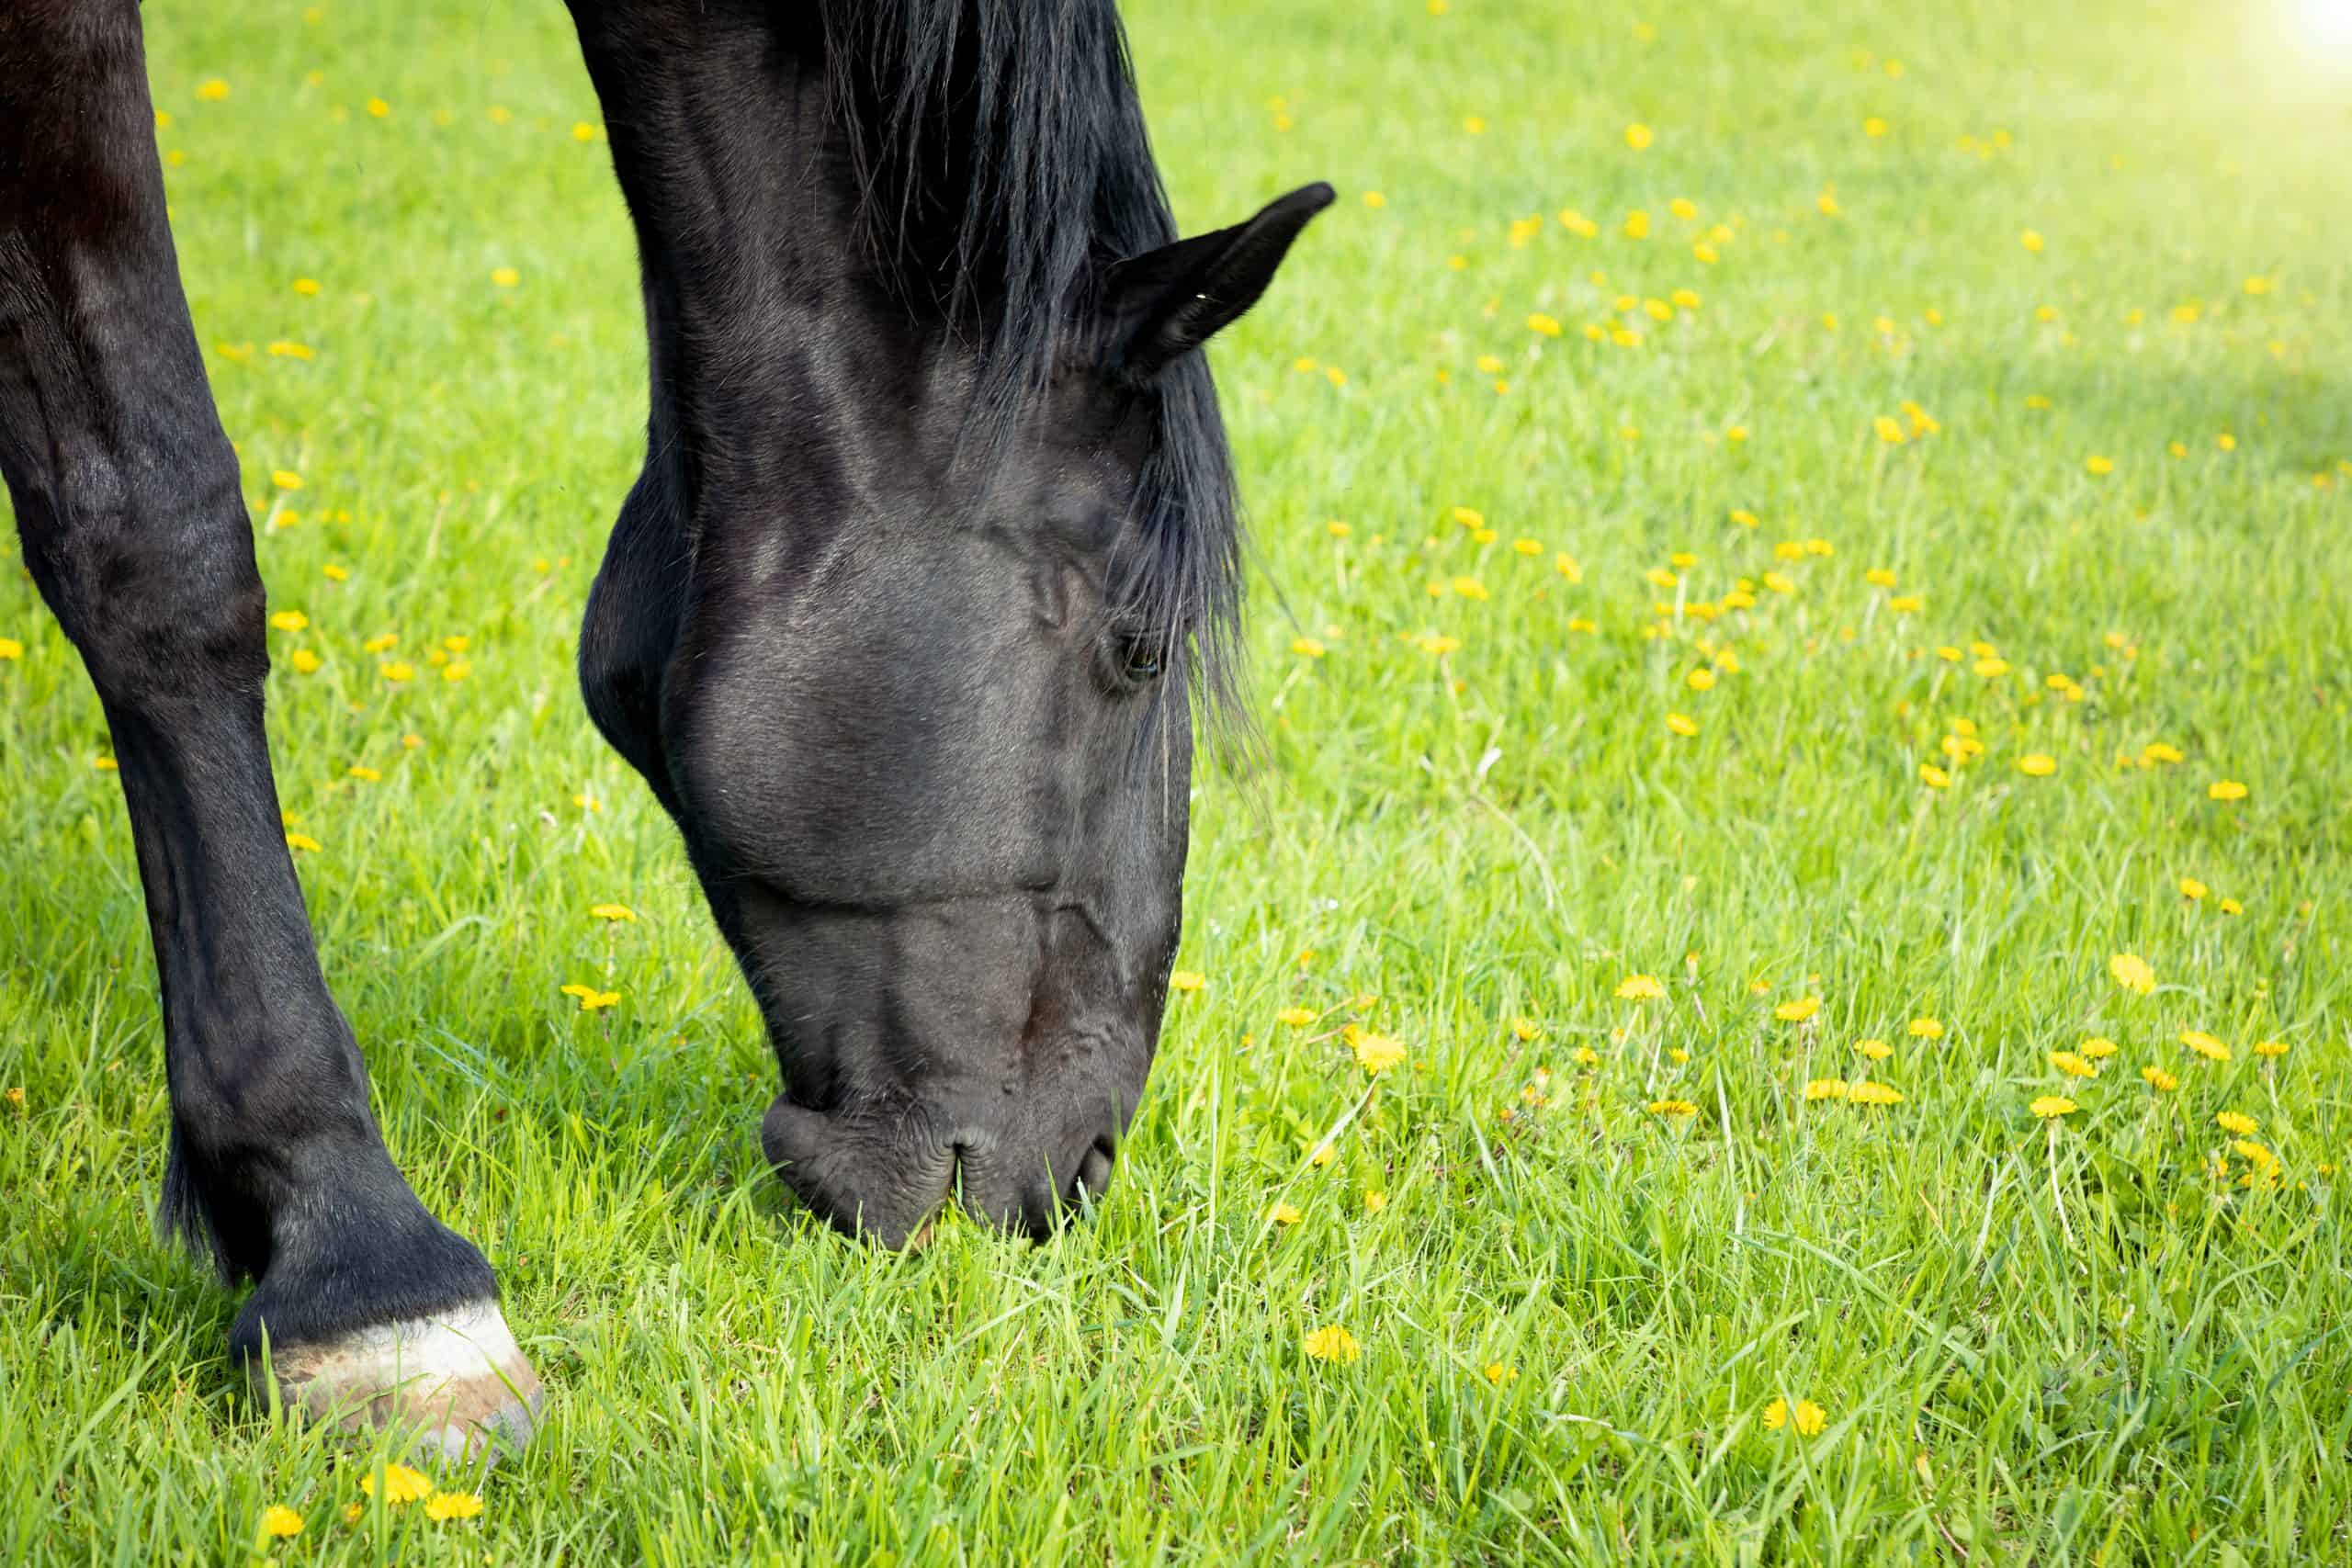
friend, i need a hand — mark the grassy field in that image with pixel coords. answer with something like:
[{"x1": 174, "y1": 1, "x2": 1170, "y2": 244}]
[{"x1": 6, "y1": 0, "x2": 2352, "y2": 1560}]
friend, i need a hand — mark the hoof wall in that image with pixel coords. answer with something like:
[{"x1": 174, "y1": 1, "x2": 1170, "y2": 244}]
[{"x1": 253, "y1": 1299, "x2": 544, "y2": 1461}]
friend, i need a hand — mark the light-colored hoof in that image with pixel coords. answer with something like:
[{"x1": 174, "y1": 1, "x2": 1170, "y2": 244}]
[{"x1": 254, "y1": 1299, "x2": 544, "y2": 1461}]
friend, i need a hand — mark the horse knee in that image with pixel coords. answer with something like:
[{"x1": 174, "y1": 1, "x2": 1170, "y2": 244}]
[{"x1": 11, "y1": 440, "x2": 266, "y2": 711}]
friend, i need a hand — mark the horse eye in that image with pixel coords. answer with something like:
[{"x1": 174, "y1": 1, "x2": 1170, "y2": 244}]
[{"x1": 1123, "y1": 641, "x2": 1163, "y2": 681}]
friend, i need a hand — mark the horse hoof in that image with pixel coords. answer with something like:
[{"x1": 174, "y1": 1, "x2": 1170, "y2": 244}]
[{"x1": 253, "y1": 1299, "x2": 544, "y2": 1461}]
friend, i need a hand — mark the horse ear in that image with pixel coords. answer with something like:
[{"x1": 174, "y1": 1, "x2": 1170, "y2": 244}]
[{"x1": 1104, "y1": 182, "x2": 1335, "y2": 382}]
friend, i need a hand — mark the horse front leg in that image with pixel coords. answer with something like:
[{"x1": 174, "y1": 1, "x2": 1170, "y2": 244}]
[{"x1": 0, "y1": 0, "x2": 539, "y2": 1456}]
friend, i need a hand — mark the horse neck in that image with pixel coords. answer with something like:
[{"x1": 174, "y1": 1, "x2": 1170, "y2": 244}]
[{"x1": 571, "y1": 1, "x2": 967, "y2": 514}]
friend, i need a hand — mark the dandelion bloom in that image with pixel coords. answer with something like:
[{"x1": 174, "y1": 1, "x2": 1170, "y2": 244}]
[
  {"x1": 591, "y1": 903, "x2": 636, "y2": 921},
  {"x1": 1666, "y1": 712, "x2": 1699, "y2": 738},
  {"x1": 2030, "y1": 1095, "x2": 2076, "y2": 1119},
  {"x1": 2178, "y1": 876, "x2": 2208, "y2": 901},
  {"x1": 1169, "y1": 970, "x2": 1206, "y2": 993},
  {"x1": 1270, "y1": 1201, "x2": 1305, "y2": 1226},
  {"x1": 1302, "y1": 1325, "x2": 1361, "y2": 1363},
  {"x1": 1290, "y1": 637, "x2": 1326, "y2": 659},
  {"x1": 2181, "y1": 1030, "x2": 2231, "y2": 1063},
  {"x1": 2085, "y1": 455, "x2": 2113, "y2": 476},
  {"x1": 2215, "y1": 1111, "x2": 2257, "y2": 1136},
  {"x1": 381, "y1": 660, "x2": 415, "y2": 682},
  {"x1": 2050, "y1": 1051, "x2": 2097, "y2": 1079},
  {"x1": 1483, "y1": 1362, "x2": 1519, "y2": 1384},
  {"x1": 268, "y1": 610, "x2": 309, "y2": 632},
  {"x1": 2020, "y1": 229, "x2": 2044, "y2": 253},
  {"x1": 1792, "y1": 1399, "x2": 1827, "y2": 1435},
  {"x1": 1804, "y1": 1078, "x2": 1848, "y2": 1101},
  {"x1": 2208, "y1": 779, "x2": 2247, "y2": 801},
  {"x1": 2018, "y1": 753, "x2": 2056, "y2": 777},
  {"x1": 1919, "y1": 763, "x2": 1951, "y2": 789},
  {"x1": 2141, "y1": 1066, "x2": 2177, "y2": 1091},
  {"x1": 1855, "y1": 1039, "x2": 1891, "y2": 1061},
  {"x1": 491, "y1": 266, "x2": 520, "y2": 288},
  {"x1": 2254, "y1": 1040, "x2": 2289, "y2": 1058},
  {"x1": 259, "y1": 1505, "x2": 303, "y2": 1539},
  {"x1": 1624, "y1": 122, "x2": 1654, "y2": 149},
  {"x1": 0, "y1": 637, "x2": 21, "y2": 660},
  {"x1": 1275, "y1": 1007, "x2": 1316, "y2": 1027},
  {"x1": 1616, "y1": 974, "x2": 1666, "y2": 1000},
  {"x1": 2079, "y1": 1037, "x2": 2118, "y2": 1059},
  {"x1": 1849, "y1": 1081, "x2": 1902, "y2": 1106},
  {"x1": 1646, "y1": 1098, "x2": 1698, "y2": 1117},
  {"x1": 424, "y1": 1491, "x2": 484, "y2": 1522},
  {"x1": 1763, "y1": 1397, "x2": 1790, "y2": 1429},
  {"x1": 361, "y1": 1464, "x2": 434, "y2": 1505},
  {"x1": 1362, "y1": 1190, "x2": 1387, "y2": 1213},
  {"x1": 2108, "y1": 953, "x2": 2156, "y2": 995},
  {"x1": 285, "y1": 831, "x2": 322, "y2": 853},
  {"x1": 1352, "y1": 1033, "x2": 1408, "y2": 1076},
  {"x1": 1774, "y1": 997, "x2": 1821, "y2": 1023}
]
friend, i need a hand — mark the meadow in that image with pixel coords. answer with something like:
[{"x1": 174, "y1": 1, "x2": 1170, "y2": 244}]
[{"x1": 5, "y1": 0, "x2": 2352, "y2": 1560}]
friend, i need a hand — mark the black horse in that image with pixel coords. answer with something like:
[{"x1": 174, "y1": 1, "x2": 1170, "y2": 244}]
[{"x1": 0, "y1": 0, "x2": 1327, "y2": 1453}]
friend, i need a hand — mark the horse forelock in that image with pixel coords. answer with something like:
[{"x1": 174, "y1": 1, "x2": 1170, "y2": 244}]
[{"x1": 812, "y1": 0, "x2": 1249, "y2": 734}]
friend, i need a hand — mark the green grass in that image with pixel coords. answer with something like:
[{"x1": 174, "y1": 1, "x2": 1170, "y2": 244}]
[{"x1": 6, "y1": 0, "x2": 2352, "y2": 1560}]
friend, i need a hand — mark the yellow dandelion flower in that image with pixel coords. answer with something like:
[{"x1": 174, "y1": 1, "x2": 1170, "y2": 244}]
[
  {"x1": 1302, "y1": 1325, "x2": 1360, "y2": 1363},
  {"x1": 2141, "y1": 1065, "x2": 2177, "y2": 1091},
  {"x1": 2208, "y1": 779, "x2": 2247, "y2": 801},
  {"x1": 2181, "y1": 1030, "x2": 2231, "y2": 1063},
  {"x1": 1774, "y1": 996, "x2": 1821, "y2": 1023},
  {"x1": 360, "y1": 1464, "x2": 433, "y2": 1505},
  {"x1": 2109, "y1": 953, "x2": 2156, "y2": 995},
  {"x1": 345, "y1": 764, "x2": 380, "y2": 782},
  {"x1": 491, "y1": 266, "x2": 520, "y2": 288},
  {"x1": 1270, "y1": 1201, "x2": 1305, "y2": 1226},
  {"x1": 259, "y1": 1505, "x2": 303, "y2": 1539},
  {"x1": 2215, "y1": 1111, "x2": 2258, "y2": 1137},
  {"x1": 1763, "y1": 1397, "x2": 1789, "y2": 1429},
  {"x1": 1804, "y1": 1078, "x2": 1848, "y2": 1101},
  {"x1": 2254, "y1": 1039, "x2": 2289, "y2": 1058},
  {"x1": 1850, "y1": 1081, "x2": 1903, "y2": 1106},
  {"x1": 380, "y1": 660, "x2": 414, "y2": 682},
  {"x1": 1275, "y1": 1007, "x2": 1317, "y2": 1028},
  {"x1": 1646, "y1": 1098, "x2": 1698, "y2": 1117},
  {"x1": 2030, "y1": 1095, "x2": 2076, "y2": 1119},
  {"x1": 1483, "y1": 1363, "x2": 1519, "y2": 1385},
  {"x1": 571, "y1": 120, "x2": 598, "y2": 141},
  {"x1": 2020, "y1": 229, "x2": 2044, "y2": 253},
  {"x1": 591, "y1": 903, "x2": 636, "y2": 922},
  {"x1": 2018, "y1": 753, "x2": 2056, "y2": 777},
  {"x1": 196, "y1": 77, "x2": 232, "y2": 101},
  {"x1": 1793, "y1": 1399, "x2": 1826, "y2": 1436},
  {"x1": 1362, "y1": 1190, "x2": 1387, "y2": 1213},
  {"x1": 1666, "y1": 711, "x2": 1699, "y2": 738},
  {"x1": 1352, "y1": 1032, "x2": 1408, "y2": 1076},
  {"x1": 424, "y1": 1492, "x2": 483, "y2": 1522},
  {"x1": 1616, "y1": 974, "x2": 1666, "y2": 1001},
  {"x1": 2178, "y1": 876, "x2": 2208, "y2": 901},
  {"x1": 1526, "y1": 311, "x2": 1563, "y2": 337},
  {"x1": 285, "y1": 832, "x2": 322, "y2": 853},
  {"x1": 2080, "y1": 1037, "x2": 2119, "y2": 1059},
  {"x1": 2050, "y1": 1051, "x2": 2097, "y2": 1079},
  {"x1": 1624, "y1": 122, "x2": 1654, "y2": 150},
  {"x1": 1855, "y1": 1039, "x2": 1892, "y2": 1061},
  {"x1": 1291, "y1": 637, "x2": 1327, "y2": 659}
]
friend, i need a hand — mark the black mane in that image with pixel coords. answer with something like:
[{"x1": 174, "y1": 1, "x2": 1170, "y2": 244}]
[{"x1": 815, "y1": 0, "x2": 1247, "y2": 717}]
